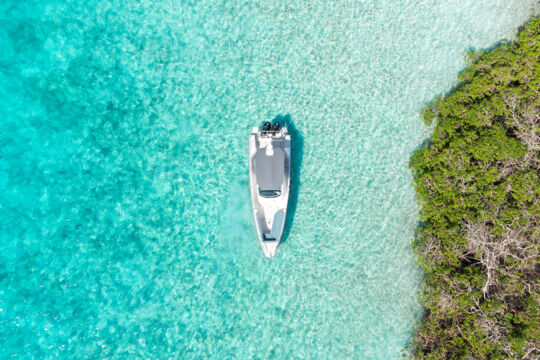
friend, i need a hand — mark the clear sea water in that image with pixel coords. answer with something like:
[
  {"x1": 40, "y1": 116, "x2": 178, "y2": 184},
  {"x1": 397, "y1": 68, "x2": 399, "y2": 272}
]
[{"x1": 0, "y1": 0, "x2": 536, "y2": 358}]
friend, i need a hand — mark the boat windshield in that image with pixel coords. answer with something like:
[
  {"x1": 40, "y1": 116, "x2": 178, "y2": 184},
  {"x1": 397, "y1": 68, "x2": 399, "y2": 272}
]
[{"x1": 259, "y1": 188, "x2": 281, "y2": 198}]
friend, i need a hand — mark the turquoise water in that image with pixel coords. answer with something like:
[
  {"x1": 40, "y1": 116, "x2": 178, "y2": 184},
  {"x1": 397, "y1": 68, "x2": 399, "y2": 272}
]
[{"x1": 0, "y1": 0, "x2": 536, "y2": 358}]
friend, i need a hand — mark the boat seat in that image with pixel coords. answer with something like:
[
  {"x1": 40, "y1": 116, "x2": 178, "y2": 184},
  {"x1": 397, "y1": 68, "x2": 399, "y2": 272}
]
[{"x1": 263, "y1": 233, "x2": 276, "y2": 242}]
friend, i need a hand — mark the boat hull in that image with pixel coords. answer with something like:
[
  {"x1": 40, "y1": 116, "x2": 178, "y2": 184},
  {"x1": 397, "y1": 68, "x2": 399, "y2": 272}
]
[{"x1": 249, "y1": 126, "x2": 291, "y2": 258}]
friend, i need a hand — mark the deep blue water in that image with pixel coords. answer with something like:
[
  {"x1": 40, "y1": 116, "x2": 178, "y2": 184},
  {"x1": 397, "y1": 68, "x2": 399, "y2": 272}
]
[{"x1": 0, "y1": 0, "x2": 536, "y2": 358}]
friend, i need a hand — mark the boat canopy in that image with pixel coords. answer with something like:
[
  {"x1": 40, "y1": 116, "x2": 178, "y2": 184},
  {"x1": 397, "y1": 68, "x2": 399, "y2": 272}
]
[{"x1": 254, "y1": 146, "x2": 284, "y2": 190}]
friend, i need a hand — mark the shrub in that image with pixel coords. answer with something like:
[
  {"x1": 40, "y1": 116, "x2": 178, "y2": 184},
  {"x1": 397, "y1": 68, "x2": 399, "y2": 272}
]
[{"x1": 410, "y1": 17, "x2": 540, "y2": 360}]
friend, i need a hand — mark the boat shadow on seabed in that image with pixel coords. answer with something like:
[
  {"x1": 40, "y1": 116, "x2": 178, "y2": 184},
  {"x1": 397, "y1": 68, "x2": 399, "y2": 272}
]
[{"x1": 270, "y1": 114, "x2": 303, "y2": 245}]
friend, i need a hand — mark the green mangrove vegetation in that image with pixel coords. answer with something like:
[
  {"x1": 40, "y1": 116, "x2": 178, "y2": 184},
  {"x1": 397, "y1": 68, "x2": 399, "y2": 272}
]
[{"x1": 410, "y1": 17, "x2": 539, "y2": 359}]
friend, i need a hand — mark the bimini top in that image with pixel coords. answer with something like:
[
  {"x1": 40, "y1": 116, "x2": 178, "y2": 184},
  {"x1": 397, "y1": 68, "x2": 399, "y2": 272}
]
[{"x1": 254, "y1": 146, "x2": 284, "y2": 191}]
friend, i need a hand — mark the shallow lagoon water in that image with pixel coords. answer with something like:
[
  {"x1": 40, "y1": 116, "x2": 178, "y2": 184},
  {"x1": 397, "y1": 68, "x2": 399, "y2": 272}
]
[{"x1": 0, "y1": 0, "x2": 536, "y2": 358}]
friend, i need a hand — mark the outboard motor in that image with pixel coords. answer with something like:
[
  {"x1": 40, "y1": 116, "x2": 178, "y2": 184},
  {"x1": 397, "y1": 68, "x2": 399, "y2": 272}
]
[
  {"x1": 272, "y1": 122, "x2": 281, "y2": 131},
  {"x1": 262, "y1": 122, "x2": 271, "y2": 131}
]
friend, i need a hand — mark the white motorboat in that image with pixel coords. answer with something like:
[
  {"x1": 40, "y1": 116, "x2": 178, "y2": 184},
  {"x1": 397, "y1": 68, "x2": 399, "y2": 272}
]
[{"x1": 249, "y1": 121, "x2": 291, "y2": 258}]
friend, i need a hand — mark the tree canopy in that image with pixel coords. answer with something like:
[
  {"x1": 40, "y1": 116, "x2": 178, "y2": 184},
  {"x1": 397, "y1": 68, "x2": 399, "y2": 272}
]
[{"x1": 410, "y1": 17, "x2": 539, "y2": 359}]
